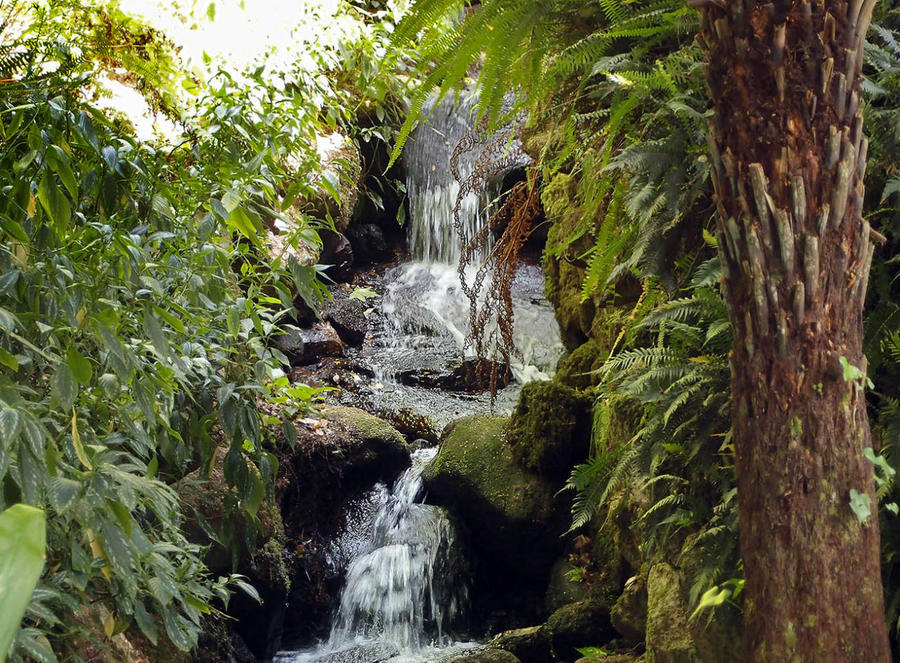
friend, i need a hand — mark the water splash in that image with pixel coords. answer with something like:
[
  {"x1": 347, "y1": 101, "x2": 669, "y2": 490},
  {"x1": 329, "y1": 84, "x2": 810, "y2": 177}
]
[{"x1": 277, "y1": 449, "x2": 472, "y2": 663}]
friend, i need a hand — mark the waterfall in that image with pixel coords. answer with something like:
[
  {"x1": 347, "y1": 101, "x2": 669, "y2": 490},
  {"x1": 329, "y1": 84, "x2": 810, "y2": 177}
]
[{"x1": 276, "y1": 449, "x2": 473, "y2": 663}]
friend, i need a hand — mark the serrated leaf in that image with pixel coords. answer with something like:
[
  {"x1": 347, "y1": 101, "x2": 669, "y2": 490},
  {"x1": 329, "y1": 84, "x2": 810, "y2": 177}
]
[
  {"x1": 0, "y1": 408, "x2": 22, "y2": 444},
  {"x1": 49, "y1": 477, "x2": 81, "y2": 512},
  {"x1": 100, "y1": 521, "x2": 136, "y2": 578},
  {"x1": 133, "y1": 598, "x2": 158, "y2": 645}
]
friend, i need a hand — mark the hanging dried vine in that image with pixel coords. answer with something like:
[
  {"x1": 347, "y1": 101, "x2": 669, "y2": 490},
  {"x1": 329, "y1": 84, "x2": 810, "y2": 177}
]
[{"x1": 451, "y1": 121, "x2": 542, "y2": 396}]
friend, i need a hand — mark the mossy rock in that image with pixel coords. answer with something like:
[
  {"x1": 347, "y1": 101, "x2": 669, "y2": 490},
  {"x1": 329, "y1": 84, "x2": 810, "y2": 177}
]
[
  {"x1": 491, "y1": 626, "x2": 551, "y2": 663},
  {"x1": 611, "y1": 574, "x2": 648, "y2": 644},
  {"x1": 423, "y1": 414, "x2": 566, "y2": 576},
  {"x1": 317, "y1": 404, "x2": 410, "y2": 480},
  {"x1": 505, "y1": 381, "x2": 592, "y2": 477},
  {"x1": 555, "y1": 340, "x2": 606, "y2": 390},
  {"x1": 544, "y1": 600, "x2": 615, "y2": 662},
  {"x1": 447, "y1": 649, "x2": 522, "y2": 663},
  {"x1": 545, "y1": 557, "x2": 590, "y2": 614},
  {"x1": 645, "y1": 563, "x2": 696, "y2": 663}
]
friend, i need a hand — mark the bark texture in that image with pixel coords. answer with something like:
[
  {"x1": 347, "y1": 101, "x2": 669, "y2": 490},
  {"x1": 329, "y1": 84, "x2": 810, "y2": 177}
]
[{"x1": 697, "y1": 1, "x2": 889, "y2": 661}]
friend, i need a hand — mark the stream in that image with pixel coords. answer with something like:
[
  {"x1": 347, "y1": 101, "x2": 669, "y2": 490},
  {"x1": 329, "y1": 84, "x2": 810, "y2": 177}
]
[{"x1": 276, "y1": 92, "x2": 564, "y2": 662}]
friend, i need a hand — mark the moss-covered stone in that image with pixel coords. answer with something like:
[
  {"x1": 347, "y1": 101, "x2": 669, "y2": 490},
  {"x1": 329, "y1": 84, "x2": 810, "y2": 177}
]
[
  {"x1": 506, "y1": 380, "x2": 592, "y2": 477},
  {"x1": 447, "y1": 649, "x2": 522, "y2": 663},
  {"x1": 611, "y1": 574, "x2": 648, "y2": 644},
  {"x1": 555, "y1": 339, "x2": 606, "y2": 390},
  {"x1": 545, "y1": 557, "x2": 590, "y2": 613},
  {"x1": 544, "y1": 600, "x2": 615, "y2": 662},
  {"x1": 490, "y1": 626, "x2": 551, "y2": 663},
  {"x1": 317, "y1": 404, "x2": 409, "y2": 480},
  {"x1": 645, "y1": 563, "x2": 695, "y2": 663},
  {"x1": 542, "y1": 172, "x2": 596, "y2": 350},
  {"x1": 425, "y1": 415, "x2": 561, "y2": 532},
  {"x1": 423, "y1": 414, "x2": 568, "y2": 617}
]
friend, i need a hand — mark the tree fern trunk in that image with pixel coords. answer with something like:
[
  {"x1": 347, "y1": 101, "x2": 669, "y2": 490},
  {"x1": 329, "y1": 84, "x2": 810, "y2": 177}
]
[{"x1": 698, "y1": 0, "x2": 890, "y2": 660}]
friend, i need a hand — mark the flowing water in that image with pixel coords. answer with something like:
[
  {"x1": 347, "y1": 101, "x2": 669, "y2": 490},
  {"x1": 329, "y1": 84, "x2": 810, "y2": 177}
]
[
  {"x1": 336, "y1": 90, "x2": 563, "y2": 428},
  {"x1": 275, "y1": 449, "x2": 477, "y2": 663},
  {"x1": 277, "y1": 92, "x2": 565, "y2": 661}
]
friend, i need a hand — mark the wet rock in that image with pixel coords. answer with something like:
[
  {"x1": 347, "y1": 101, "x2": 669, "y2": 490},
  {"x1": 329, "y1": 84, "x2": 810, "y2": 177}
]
[
  {"x1": 321, "y1": 231, "x2": 355, "y2": 282},
  {"x1": 506, "y1": 380, "x2": 592, "y2": 477},
  {"x1": 324, "y1": 293, "x2": 369, "y2": 346},
  {"x1": 277, "y1": 322, "x2": 344, "y2": 365},
  {"x1": 490, "y1": 626, "x2": 551, "y2": 663},
  {"x1": 545, "y1": 557, "x2": 590, "y2": 614},
  {"x1": 423, "y1": 415, "x2": 568, "y2": 620},
  {"x1": 376, "y1": 407, "x2": 440, "y2": 444},
  {"x1": 610, "y1": 574, "x2": 647, "y2": 643},
  {"x1": 316, "y1": 405, "x2": 410, "y2": 482},
  {"x1": 347, "y1": 222, "x2": 390, "y2": 265},
  {"x1": 447, "y1": 648, "x2": 522, "y2": 663},
  {"x1": 398, "y1": 358, "x2": 510, "y2": 393},
  {"x1": 545, "y1": 600, "x2": 615, "y2": 662}
]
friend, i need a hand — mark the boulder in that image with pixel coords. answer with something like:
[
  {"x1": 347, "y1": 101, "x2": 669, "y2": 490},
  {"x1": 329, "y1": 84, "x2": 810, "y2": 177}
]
[
  {"x1": 323, "y1": 292, "x2": 369, "y2": 346},
  {"x1": 423, "y1": 415, "x2": 566, "y2": 577},
  {"x1": 376, "y1": 407, "x2": 440, "y2": 444},
  {"x1": 610, "y1": 575, "x2": 648, "y2": 643},
  {"x1": 398, "y1": 358, "x2": 511, "y2": 393},
  {"x1": 554, "y1": 339, "x2": 605, "y2": 390},
  {"x1": 423, "y1": 415, "x2": 568, "y2": 622},
  {"x1": 490, "y1": 626, "x2": 551, "y2": 663},
  {"x1": 545, "y1": 557, "x2": 590, "y2": 613},
  {"x1": 315, "y1": 405, "x2": 409, "y2": 482},
  {"x1": 276, "y1": 322, "x2": 343, "y2": 365},
  {"x1": 645, "y1": 563, "x2": 695, "y2": 663},
  {"x1": 447, "y1": 649, "x2": 522, "y2": 663},
  {"x1": 505, "y1": 380, "x2": 592, "y2": 477},
  {"x1": 545, "y1": 600, "x2": 615, "y2": 662},
  {"x1": 320, "y1": 231, "x2": 355, "y2": 282},
  {"x1": 347, "y1": 222, "x2": 390, "y2": 264}
]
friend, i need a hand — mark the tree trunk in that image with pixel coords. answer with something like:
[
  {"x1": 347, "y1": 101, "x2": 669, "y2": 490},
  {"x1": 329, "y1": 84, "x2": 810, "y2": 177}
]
[{"x1": 697, "y1": 1, "x2": 890, "y2": 660}]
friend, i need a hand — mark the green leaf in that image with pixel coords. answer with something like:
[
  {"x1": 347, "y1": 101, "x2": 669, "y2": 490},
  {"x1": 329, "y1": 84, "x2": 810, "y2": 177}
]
[
  {"x1": 51, "y1": 364, "x2": 78, "y2": 411},
  {"x1": 0, "y1": 408, "x2": 22, "y2": 444},
  {"x1": 0, "y1": 504, "x2": 46, "y2": 663},
  {"x1": 206, "y1": 2, "x2": 216, "y2": 20},
  {"x1": 66, "y1": 346, "x2": 93, "y2": 386},
  {"x1": 320, "y1": 171, "x2": 341, "y2": 205},
  {"x1": 70, "y1": 410, "x2": 91, "y2": 470},
  {"x1": 349, "y1": 286, "x2": 378, "y2": 301},
  {"x1": 100, "y1": 521, "x2": 137, "y2": 578},
  {"x1": 0, "y1": 348, "x2": 17, "y2": 371},
  {"x1": 689, "y1": 585, "x2": 732, "y2": 621},
  {"x1": 133, "y1": 599, "x2": 158, "y2": 645},
  {"x1": 49, "y1": 477, "x2": 81, "y2": 512},
  {"x1": 143, "y1": 308, "x2": 171, "y2": 360},
  {"x1": 37, "y1": 173, "x2": 71, "y2": 233},
  {"x1": 228, "y1": 206, "x2": 262, "y2": 244},
  {"x1": 47, "y1": 146, "x2": 78, "y2": 199},
  {"x1": 849, "y1": 488, "x2": 872, "y2": 523}
]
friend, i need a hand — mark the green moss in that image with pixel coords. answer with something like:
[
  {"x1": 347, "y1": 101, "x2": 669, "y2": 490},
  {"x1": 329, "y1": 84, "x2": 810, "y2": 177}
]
[
  {"x1": 556, "y1": 339, "x2": 606, "y2": 389},
  {"x1": 320, "y1": 404, "x2": 406, "y2": 447},
  {"x1": 506, "y1": 381, "x2": 593, "y2": 477},
  {"x1": 645, "y1": 563, "x2": 696, "y2": 663}
]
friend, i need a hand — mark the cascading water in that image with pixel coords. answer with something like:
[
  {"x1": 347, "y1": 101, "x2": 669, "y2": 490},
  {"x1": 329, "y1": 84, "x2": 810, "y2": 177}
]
[
  {"x1": 276, "y1": 449, "x2": 474, "y2": 663},
  {"x1": 351, "y1": 89, "x2": 564, "y2": 406}
]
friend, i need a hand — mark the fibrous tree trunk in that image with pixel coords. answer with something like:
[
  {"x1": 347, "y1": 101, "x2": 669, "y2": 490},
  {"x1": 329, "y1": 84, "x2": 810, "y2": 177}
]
[{"x1": 697, "y1": 0, "x2": 890, "y2": 660}]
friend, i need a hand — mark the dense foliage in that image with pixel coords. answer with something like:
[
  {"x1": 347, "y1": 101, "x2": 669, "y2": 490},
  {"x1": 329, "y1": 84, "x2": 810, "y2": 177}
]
[
  {"x1": 0, "y1": 1, "x2": 414, "y2": 659},
  {"x1": 393, "y1": 0, "x2": 900, "y2": 635}
]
